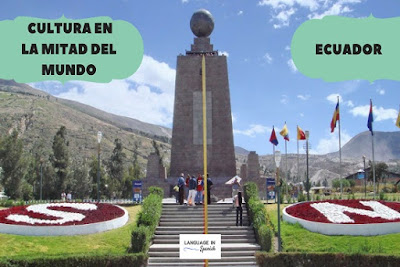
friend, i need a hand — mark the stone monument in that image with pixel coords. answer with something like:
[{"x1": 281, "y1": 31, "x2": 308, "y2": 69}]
[{"x1": 169, "y1": 9, "x2": 236, "y2": 197}]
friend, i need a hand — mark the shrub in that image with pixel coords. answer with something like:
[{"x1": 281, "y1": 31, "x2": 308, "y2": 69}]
[
  {"x1": 0, "y1": 254, "x2": 147, "y2": 267},
  {"x1": 130, "y1": 226, "x2": 149, "y2": 253},
  {"x1": 297, "y1": 192, "x2": 306, "y2": 202},
  {"x1": 148, "y1": 186, "x2": 164, "y2": 198},
  {"x1": 244, "y1": 182, "x2": 273, "y2": 252},
  {"x1": 257, "y1": 224, "x2": 272, "y2": 252},
  {"x1": 379, "y1": 191, "x2": 385, "y2": 200},
  {"x1": 130, "y1": 188, "x2": 163, "y2": 253}
]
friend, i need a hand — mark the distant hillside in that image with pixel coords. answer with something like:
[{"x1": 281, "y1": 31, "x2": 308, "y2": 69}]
[
  {"x1": 0, "y1": 79, "x2": 171, "y2": 168},
  {"x1": 234, "y1": 146, "x2": 250, "y2": 155},
  {"x1": 328, "y1": 131, "x2": 400, "y2": 161}
]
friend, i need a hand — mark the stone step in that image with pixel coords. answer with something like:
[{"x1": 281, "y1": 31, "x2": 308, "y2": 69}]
[
  {"x1": 153, "y1": 234, "x2": 255, "y2": 240},
  {"x1": 148, "y1": 255, "x2": 257, "y2": 262},
  {"x1": 149, "y1": 243, "x2": 260, "y2": 252},
  {"x1": 147, "y1": 262, "x2": 257, "y2": 267},
  {"x1": 155, "y1": 230, "x2": 253, "y2": 235},
  {"x1": 159, "y1": 222, "x2": 249, "y2": 227},
  {"x1": 160, "y1": 217, "x2": 248, "y2": 222},
  {"x1": 152, "y1": 238, "x2": 256, "y2": 244}
]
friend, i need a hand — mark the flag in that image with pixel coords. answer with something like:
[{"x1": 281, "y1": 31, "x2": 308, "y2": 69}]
[
  {"x1": 396, "y1": 108, "x2": 400, "y2": 129},
  {"x1": 330, "y1": 100, "x2": 340, "y2": 133},
  {"x1": 368, "y1": 99, "x2": 373, "y2": 135},
  {"x1": 269, "y1": 127, "x2": 278, "y2": 146},
  {"x1": 297, "y1": 126, "x2": 306, "y2": 140},
  {"x1": 280, "y1": 123, "x2": 289, "y2": 141}
]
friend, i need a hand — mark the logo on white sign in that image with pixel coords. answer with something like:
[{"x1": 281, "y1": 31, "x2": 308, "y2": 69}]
[{"x1": 179, "y1": 234, "x2": 221, "y2": 259}]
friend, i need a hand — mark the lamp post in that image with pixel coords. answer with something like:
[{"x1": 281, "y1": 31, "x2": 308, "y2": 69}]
[
  {"x1": 363, "y1": 155, "x2": 367, "y2": 198},
  {"x1": 305, "y1": 131, "x2": 310, "y2": 201},
  {"x1": 97, "y1": 131, "x2": 102, "y2": 202},
  {"x1": 40, "y1": 158, "x2": 43, "y2": 201},
  {"x1": 274, "y1": 150, "x2": 282, "y2": 252}
]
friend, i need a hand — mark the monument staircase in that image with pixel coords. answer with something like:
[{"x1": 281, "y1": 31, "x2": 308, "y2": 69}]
[{"x1": 147, "y1": 203, "x2": 260, "y2": 266}]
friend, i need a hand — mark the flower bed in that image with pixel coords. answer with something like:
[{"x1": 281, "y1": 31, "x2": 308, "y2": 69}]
[
  {"x1": 0, "y1": 203, "x2": 128, "y2": 236},
  {"x1": 283, "y1": 200, "x2": 400, "y2": 236}
]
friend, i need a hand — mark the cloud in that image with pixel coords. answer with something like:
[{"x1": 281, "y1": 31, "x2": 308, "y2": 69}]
[
  {"x1": 32, "y1": 55, "x2": 176, "y2": 127},
  {"x1": 264, "y1": 53, "x2": 273, "y2": 64},
  {"x1": 285, "y1": 45, "x2": 291, "y2": 51},
  {"x1": 273, "y1": 8, "x2": 296, "y2": 28},
  {"x1": 181, "y1": 0, "x2": 189, "y2": 3},
  {"x1": 233, "y1": 124, "x2": 271, "y2": 137},
  {"x1": 287, "y1": 58, "x2": 297, "y2": 72},
  {"x1": 377, "y1": 88, "x2": 385, "y2": 95},
  {"x1": 259, "y1": 0, "x2": 364, "y2": 29},
  {"x1": 297, "y1": 94, "x2": 310, "y2": 100},
  {"x1": 300, "y1": 113, "x2": 304, "y2": 117},
  {"x1": 311, "y1": 130, "x2": 352, "y2": 154},
  {"x1": 232, "y1": 113, "x2": 237, "y2": 124},
  {"x1": 237, "y1": 10, "x2": 244, "y2": 15},
  {"x1": 349, "y1": 105, "x2": 398, "y2": 122},
  {"x1": 326, "y1": 93, "x2": 354, "y2": 107},
  {"x1": 218, "y1": 51, "x2": 229, "y2": 57},
  {"x1": 308, "y1": 2, "x2": 352, "y2": 19},
  {"x1": 280, "y1": 94, "x2": 289, "y2": 104}
]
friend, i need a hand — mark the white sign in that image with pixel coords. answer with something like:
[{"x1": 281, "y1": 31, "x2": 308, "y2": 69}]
[{"x1": 179, "y1": 234, "x2": 221, "y2": 259}]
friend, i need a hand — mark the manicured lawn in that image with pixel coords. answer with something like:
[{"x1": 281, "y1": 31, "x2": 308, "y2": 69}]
[
  {"x1": 0, "y1": 205, "x2": 141, "y2": 259},
  {"x1": 265, "y1": 203, "x2": 400, "y2": 255}
]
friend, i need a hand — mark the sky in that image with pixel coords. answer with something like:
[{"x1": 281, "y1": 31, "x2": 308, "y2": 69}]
[{"x1": 1, "y1": 0, "x2": 400, "y2": 155}]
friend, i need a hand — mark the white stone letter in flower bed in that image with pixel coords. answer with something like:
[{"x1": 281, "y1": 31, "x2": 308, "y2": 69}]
[
  {"x1": 0, "y1": 203, "x2": 128, "y2": 236},
  {"x1": 283, "y1": 200, "x2": 400, "y2": 236}
]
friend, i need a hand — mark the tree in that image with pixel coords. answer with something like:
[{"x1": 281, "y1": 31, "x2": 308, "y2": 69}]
[
  {"x1": 121, "y1": 142, "x2": 142, "y2": 198},
  {"x1": 108, "y1": 138, "x2": 126, "y2": 197},
  {"x1": 0, "y1": 131, "x2": 25, "y2": 199},
  {"x1": 368, "y1": 161, "x2": 388, "y2": 192},
  {"x1": 50, "y1": 126, "x2": 69, "y2": 196},
  {"x1": 88, "y1": 155, "x2": 108, "y2": 199},
  {"x1": 69, "y1": 160, "x2": 91, "y2": 199}
]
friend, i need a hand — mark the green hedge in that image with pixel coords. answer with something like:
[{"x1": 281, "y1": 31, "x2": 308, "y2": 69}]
[
  {"x1": 130, "y1": 189, "x2": 163, "y2": 253},
  {"x1": 244, "y1": 182, "x2": 273, "y2": 252},
  {"x1": 256, "y1": 252, "x2": 400, "y2": 267},
  {"x1": 0, "y1": 254, "x2": 147, "y2": 267},
  {"x1": 148, "y1": 186, "x2": 164, "y2": 198}
]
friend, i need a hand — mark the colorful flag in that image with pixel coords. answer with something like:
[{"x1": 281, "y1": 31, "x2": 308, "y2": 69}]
[
  {"x1": 396, "y1": 108, "x2": 400, "y2": 129},
  {"x1": 280, "y1": 123, "x2": 289, "y2": 141},
  {"x1": 330, "y1": 100, "x2": 340, "y2": 133},
  {"x1": 297, "y1": 126, "x2": 306, "y2": 140},
  {"x1": 368, "y1": 99, "x2": 373, "y2": 135},
  {"x1": 269, "y1": 127, "x2": 278, "y2": 146}
]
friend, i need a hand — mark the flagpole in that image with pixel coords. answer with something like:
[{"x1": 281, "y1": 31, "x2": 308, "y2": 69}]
[
  {"x1": 201, "y1": 56, "x2": 209, "y2": 267},
  {"x1": 285, "y1": 138, "x2": 288, "y2": 195},
  {"x1": 338, "y1": 96, "x2": 343, "y2": 198},
  {"x1": 297, "y1": 126, "x2": 299, "y2": 183},
  {"x1": 372, "y1": 133, "x2": 376, "y2": 199}
]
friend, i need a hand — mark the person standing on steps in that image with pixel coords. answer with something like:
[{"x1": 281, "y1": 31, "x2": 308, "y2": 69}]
[
  {"x1": 187, "y1": 175, "x2": 197, "y2": 206},
  {"x1": 232, "y1": 177, "x2": 241, "y2": 204},
  {"x1": 235, "y1": 191, "x2": 243, "y2": 226},
  {"x1": 177, "y1": 173, "x2": 185, "y2": 205},
  {"x1": 195, "y1": 173, "x2": 203, "y2": 205},
  {"x1": 206, "y1": 174, "x2": 213, "y2": 205}
]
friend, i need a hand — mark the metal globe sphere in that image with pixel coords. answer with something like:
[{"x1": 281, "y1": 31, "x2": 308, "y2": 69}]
[{"x1": 190, "y1": 9, "x2": 214, "y2": 37}]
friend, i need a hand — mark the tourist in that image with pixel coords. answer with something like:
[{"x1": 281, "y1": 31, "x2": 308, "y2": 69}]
[
  {"x1": 185, "y1": 174, "x2": 190, "y2": 199},
  {"x1": 177, "y1": 173, "x2": 185, "y2": 205},
  {"x1": 206, "y1": 174, "x2": 213, "y2": 205},
  {"x1": 67, "y1": 192, "x2": 72, "y2": 202},
  {"x1": 235, "y1": 191, "x2": 243, "y2": 226},
  {"x1": 61, "y1": 191, "x2": 66, "y2": 202},
  {"x1": 187, "y1": 175, "x2": 197, "y2": 206},
  {"x1": 195, "y1": 173, "x2": 203, "y2": 205},
  {"x1": 232, "y1": 177, "x2": 241, "y2": 202}
]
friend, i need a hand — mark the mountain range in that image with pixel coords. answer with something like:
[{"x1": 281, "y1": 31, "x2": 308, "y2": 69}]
[{"x1": 0, "y1": 79, "x2": 399, "y2": 186}]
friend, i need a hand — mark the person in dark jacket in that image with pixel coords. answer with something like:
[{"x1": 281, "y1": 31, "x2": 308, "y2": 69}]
[
  {"x1": 177, "y1": 173, "x2": 185, "y2": 205},
  {"x1": 187, "y1": 175, "x2": 197, "y2": 206},
  {"x1": 235, "y1": 191, "x2": 243, "y2": 226},
  {"x1": 206, "y1": 174, "x2": 213, "y2": 205}
]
